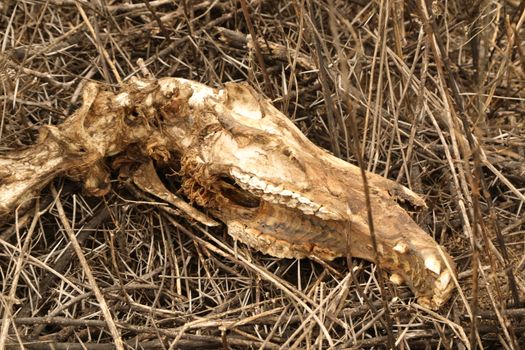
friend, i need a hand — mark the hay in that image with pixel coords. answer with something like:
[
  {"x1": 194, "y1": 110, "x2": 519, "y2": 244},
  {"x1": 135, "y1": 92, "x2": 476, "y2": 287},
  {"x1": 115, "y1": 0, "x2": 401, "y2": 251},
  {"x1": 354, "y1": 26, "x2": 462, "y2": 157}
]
[{"x1": 1, "y1": 0, "x2": 524, "y2": 348}]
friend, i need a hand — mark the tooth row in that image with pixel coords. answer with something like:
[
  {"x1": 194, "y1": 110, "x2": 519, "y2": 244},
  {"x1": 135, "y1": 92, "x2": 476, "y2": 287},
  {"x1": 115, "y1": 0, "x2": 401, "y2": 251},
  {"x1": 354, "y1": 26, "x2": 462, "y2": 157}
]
[{"x1": 230, "y1": 169, "x2": 342, "y2": 220}]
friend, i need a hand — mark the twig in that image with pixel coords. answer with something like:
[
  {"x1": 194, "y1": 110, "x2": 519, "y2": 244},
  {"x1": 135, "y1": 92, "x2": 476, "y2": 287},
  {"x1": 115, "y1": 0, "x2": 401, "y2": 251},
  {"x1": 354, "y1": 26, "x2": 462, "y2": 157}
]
[
  {"x1": 50, "y1": 185, "x2": 125, "y2": 350},
  {"x1": 239, "y1": 0, "x2": 273, "y2": 98},
  {"x1": 303, "y1": 2, "x2": 341, "y2": 158},
  {"x1": 326, "y1": 1, "x2": 395, "y2": 347},
  {"x1": 0, "y1": 205, "x2": 40, "y2": 350}
]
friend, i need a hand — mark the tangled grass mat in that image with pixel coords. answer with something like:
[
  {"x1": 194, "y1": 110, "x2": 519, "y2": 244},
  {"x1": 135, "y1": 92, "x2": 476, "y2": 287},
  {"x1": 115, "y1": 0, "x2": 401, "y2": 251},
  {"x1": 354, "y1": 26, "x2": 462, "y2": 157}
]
[{"x1": 1, "y1": 1, "x2": 524, "y2": 349}]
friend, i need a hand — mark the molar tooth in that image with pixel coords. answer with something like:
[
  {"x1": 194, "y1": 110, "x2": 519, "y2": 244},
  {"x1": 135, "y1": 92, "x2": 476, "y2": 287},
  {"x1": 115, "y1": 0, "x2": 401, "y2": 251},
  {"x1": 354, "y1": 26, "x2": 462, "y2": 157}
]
[
  {"x1": 286, "y1": 198, "x2": 298, "y2": 208},
  {"x1": 298, "y1": 196, "x2": 311, "y2": 205},
  {"x1": 389, "y1": 273, "x2": 404, "y2": 285},
  {"x1": 298, "y1": 203, "x2": 315, "y2": 215},
  {"x1": 315, "y1": 207, "x2": 330, "y2": 220},
  {"x1": 317, "y1": 206, "x2": 330, "y2": 214},
  {"x1": 271, "y1": 184, "x2": 284, "y2": 193},
  {"x1": 280, "y1": 189, "x2": 293, "y2": 197},
  {"x1": 231, "y1": 169, "x2": 250, "y2": 183},
  {"x1": 316, "y1": 207, "x2": 341, "y2": 221},
  {"x1": 424, "y1": 256, "x2": 441, "y2": 275},
  {"x1": 303, "y1": 208, "x2": 315, "y2": 215},
  {"x1": 258, "y1": 181, "x2": 267, "y2": 191},
  {"x1": 393, "y1": 242, "x2": 408, "y2": 254},
  {"x1": 277, "y1": 195, "x2": 289, "y2": 205},
  {"x1": 262, "y1": 193, "x2": 276, "y2": 202},
  {"x1": 248, "y1": 177, "x2": 266, "y2": 190},
  {"x1": 248, "y1": 176, "x2": 258, "y2": 188},
  {"x1": 265, "y1": 184, "x2": 278, "y2": 194}
]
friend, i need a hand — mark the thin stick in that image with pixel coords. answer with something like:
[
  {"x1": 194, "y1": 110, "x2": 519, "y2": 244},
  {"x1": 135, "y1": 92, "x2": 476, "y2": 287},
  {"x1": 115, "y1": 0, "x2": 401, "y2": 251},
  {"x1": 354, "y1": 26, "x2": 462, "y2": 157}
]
[
  {"x1": 50, "y1": 185, "x2": 125, "y2": 350},
  {"x1": 239, "y1": 0, "x2": 273, "y2": 98},
  {"x1": 0, "y1": 205, "x2": 40, "y2": 350},
  {"x1": 327, "y1": 1, "x2": 396, "y2": 348}
]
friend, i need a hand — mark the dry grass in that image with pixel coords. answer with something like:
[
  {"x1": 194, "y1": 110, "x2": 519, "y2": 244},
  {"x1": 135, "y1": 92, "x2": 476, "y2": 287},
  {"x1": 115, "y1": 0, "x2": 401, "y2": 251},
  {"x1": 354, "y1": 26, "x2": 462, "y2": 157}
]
[{"x1": 1, "y1": 0, "x2": 524, "y2": 349}]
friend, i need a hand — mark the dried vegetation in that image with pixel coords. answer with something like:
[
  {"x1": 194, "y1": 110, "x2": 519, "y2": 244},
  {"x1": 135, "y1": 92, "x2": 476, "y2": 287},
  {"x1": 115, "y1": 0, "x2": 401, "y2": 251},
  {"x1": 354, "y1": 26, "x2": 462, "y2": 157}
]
[{"x1": 1, "y1": 0, "x2": 524, "y2": 349}]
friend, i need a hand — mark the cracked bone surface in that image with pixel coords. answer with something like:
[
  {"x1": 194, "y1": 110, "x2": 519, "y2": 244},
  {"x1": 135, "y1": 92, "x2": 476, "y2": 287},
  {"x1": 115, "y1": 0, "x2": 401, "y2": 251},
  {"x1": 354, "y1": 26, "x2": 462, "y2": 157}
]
[{"x1": 0, "y1": 77, "x2": 456, "y2": 309}]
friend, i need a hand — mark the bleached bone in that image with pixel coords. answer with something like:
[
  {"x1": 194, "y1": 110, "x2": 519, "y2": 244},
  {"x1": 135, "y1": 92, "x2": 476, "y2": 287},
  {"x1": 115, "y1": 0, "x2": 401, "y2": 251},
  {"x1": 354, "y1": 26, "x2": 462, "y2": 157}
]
[{"x1": 0, "y1": 77, "x2": 456, "y2": 309}]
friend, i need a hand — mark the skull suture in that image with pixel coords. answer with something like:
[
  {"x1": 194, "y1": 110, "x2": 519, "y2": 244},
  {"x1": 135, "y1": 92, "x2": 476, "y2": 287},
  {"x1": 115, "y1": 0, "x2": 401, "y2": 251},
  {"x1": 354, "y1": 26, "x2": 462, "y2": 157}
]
[{"x1": 0, "y1": 77, "x2": 456, "y2": 309}]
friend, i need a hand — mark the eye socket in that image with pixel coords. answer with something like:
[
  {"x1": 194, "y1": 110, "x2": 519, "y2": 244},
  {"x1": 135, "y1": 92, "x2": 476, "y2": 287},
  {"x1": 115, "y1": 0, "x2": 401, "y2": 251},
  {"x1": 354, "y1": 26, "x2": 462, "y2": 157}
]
[{"x1": 218, "y1": 176, "x2": 260, "y2": 208}]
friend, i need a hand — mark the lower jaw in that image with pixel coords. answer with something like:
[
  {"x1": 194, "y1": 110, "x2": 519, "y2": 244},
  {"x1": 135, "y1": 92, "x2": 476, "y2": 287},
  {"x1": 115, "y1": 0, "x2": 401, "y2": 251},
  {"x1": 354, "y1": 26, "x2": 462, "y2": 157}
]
[{"x1": 207, "y1": 193, "x2": 454, "y2": 309}]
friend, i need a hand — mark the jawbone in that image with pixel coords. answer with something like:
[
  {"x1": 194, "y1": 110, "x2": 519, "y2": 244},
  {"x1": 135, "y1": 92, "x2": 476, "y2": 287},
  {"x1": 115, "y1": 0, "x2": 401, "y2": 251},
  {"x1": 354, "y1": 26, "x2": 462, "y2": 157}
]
[{"x1": 0, "y1": 77, "x2": 456, "y2": 309}]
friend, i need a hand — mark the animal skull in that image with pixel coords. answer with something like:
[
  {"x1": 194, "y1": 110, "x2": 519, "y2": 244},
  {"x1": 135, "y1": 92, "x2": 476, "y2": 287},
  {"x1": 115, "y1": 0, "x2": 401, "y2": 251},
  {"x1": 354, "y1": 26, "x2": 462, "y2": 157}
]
[{"x1": 0, "y1": 77, "x2": 456, "y2": 309}]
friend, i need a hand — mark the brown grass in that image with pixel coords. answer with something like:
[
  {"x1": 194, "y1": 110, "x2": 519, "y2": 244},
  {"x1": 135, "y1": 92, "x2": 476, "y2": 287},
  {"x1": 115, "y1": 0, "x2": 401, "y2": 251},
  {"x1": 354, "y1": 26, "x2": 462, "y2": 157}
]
[{"x1": 1, "y1": 0, "x2": 524, "y2": 349}]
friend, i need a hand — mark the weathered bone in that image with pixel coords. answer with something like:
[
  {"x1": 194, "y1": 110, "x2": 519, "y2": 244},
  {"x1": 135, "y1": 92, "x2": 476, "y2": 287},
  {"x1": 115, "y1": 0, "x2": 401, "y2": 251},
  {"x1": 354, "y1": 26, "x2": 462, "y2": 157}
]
[{"x1": 0, "y1": 77, "x2": 456, "y2": 309}]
